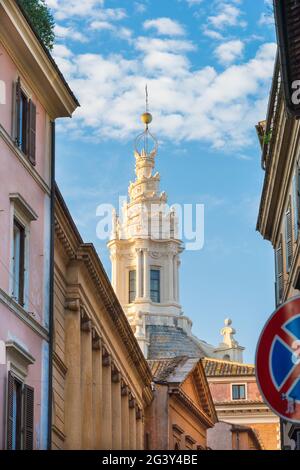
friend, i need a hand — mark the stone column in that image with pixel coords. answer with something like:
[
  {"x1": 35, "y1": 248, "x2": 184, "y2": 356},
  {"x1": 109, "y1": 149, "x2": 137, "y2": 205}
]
[
  {"x1": 110, "y1": 253, "x2": 117, "y2": 291},
  {"x1": 102, "y1": 348, "x2": 112, "y2": 449},
  {"x1": 177, "y1": 259, "x2": 181, "y2": 303},
  {"x1": 136, "y1": 408, "x2": 144, "y2": 450},
  {"x1": 143, "y1": 249, "x2": 150, "y2": 300},
  {"x1": 81, "y1": 312, "x2": 93, "y2": 449},
  {"x1": 129, "y1": 395, "x2": 137, "y2": 450},
  {"x1": 64, "y1": 299, "x2": 82, "y2": 449},
  {"x1": 121, "y1": 383, "x2": 130, "y2": 450},
  {"x1": 111, "y1": 365, "x2": 122, "y2": 450},
  {"x1": 173, "y1": 255, "x2": 178, "y2": 302},
  {"x1": 92, "y1": 330, "x2": 102, "y2": 449},
  {"x1": 136, "y1": 248, "x2": 142, "y2": 299},
  {"x1": 168, "y1": 253, "x2": 174, "y2": 302}
]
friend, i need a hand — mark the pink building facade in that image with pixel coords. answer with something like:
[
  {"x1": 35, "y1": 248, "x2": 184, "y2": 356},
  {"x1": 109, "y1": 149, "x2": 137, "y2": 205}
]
[{"x1": 0, "y1": 0, "x2": 78, "y2": 449}]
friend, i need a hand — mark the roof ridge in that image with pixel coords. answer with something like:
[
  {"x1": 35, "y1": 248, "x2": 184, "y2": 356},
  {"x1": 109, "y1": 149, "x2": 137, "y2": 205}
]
[{"x1": 203, "y1": 357, "x2": 254, "y2": 367}]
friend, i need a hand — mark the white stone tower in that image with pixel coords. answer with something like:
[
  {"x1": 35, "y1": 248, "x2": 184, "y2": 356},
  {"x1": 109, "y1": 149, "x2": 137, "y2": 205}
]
[
  {"x1": 108, "y1": 91, "x2": 245, "y2": 362},
  {"x1": 107, "y1": 90, "x2": 192, "y2": 357}
]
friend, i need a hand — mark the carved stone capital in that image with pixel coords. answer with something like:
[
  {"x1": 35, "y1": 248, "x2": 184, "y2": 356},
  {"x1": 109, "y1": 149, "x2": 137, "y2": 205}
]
[
  {"x1": 121, "y1": 382, "x2": 129, "y2": 396},
  {"x1": 111, "y1": 365, "x2": 121, "y2": 383},
  {"x1": 92, "y1": 328, "x2": 101, "y2": 350},
  {"x1": 64, "y1": 298, "x2": 80, "y2": 312},
  {"x1": 102, "y1": 347, "x2": 111, "y2": 367},
  {"x1": 80, "y1": 309, "x2": 92, "y2": 332},
  {"x1": 129, "y1": 395, "x2": 136, "y2": 409}
]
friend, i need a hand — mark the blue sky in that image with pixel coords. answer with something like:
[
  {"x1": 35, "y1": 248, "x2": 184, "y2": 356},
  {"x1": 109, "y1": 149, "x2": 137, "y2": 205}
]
[{"x1": 47, "y1": 0, "x2": 276, "y2": 362}]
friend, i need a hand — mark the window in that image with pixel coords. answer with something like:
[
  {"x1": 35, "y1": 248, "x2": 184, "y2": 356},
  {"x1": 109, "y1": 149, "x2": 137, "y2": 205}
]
[
  {"x1": 232, "y1": 384, "x2": 246, "y2": 400},
  {"x1": 275, "y1": 240, "x2": 284, "y2": 306},
  {"x1": 15, "y1": 78, "x2": 36, "y2": 165},
  {"x1": 18, "y1": 91, "x2": 28, "y2": 154},
  {"x1": 285, "y1": 204, "x2": 293, "y2": 272},
  {"x1": 293, "y1": 166, "x2": 300, "y2": 240},
  {"x1": 12, "y1": 218, "x2": 25, "y2": 306},
  {"x1": 129, "y1": 270, "x2": 136, "y2": 303},
  {"x1": 7, "y1": 371, "x2": 34, "y2": 450},
  {"x1": 150, "y1": 269, "x2": 160, "y2": 303}
]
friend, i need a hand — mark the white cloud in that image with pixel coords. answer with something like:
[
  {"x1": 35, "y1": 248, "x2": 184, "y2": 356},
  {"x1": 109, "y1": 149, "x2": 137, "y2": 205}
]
[
  {"x1": 214, "y1": 40, "x2": 244, "y2": 65},
  {"x1": 134, "y1": 2, "x2": 147, "y2": 14},
  {"x1": 46, "y1": 0, "x2": 104, "y2": 20},
  {"x1": 90, "y1": 21, "x2": 133, "y2": 42},
  {"x1": 54, "y1": 24, "x2": 87, "y2": 42},
  {"x1": 90, "y1": 21, "x2": 114, "y2": 31},
  {"x1": 46, "y1": 0, "x2": 126, "y2": 24},
  {"x1": 208, "y1": 4, "x2": 246, "y2": 30},
  {"x1": 135, "y1": 37, "x2": 196, "y2": 53},
  {"x1": 53, "y1": 39, "x2": 276, "y2": 150},
  {"x1": 185, "y1": 0, "x2": 203, "y2": 5},
  {"x1": 143, "y1": 18, "x2": 185, "y2": 36},
  {"x1": 203, "y1": 28, "x2": 224, "y2": 40},
  {"x1": 259, "y1": 13, "x2": 274, "y2": 27}
]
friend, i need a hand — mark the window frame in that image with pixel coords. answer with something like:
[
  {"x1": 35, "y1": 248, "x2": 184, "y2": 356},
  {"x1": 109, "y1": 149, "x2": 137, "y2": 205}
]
[
  {"x1": 5, "y1": 341, "x2": 35, "y2": 450},
  {"x1": 275, "y1": 238, "x2": 284, "y2": 306},
  {"x1": 231, "y1": 383, "x2": 247, "y2": 401},
  {"x1": 128, "y1": 269, "x2": 136, "y2": 304},
  {"x1": 9, "y1": 196, "x2": 35, "y2": 311},
  {"x1": 13, "y1": 78, "x2": 36, "y2": 165},
  {"x1": 12, "y1": 218, "x2": 26, "y2": 307},
  {"x1": 150, "y1": 268, "x2": 161, "y2": 303}
]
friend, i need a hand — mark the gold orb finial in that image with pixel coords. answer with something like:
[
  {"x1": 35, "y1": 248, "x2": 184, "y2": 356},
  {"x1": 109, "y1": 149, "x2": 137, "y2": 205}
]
[{"x1": 141, "y1": 112, "x2": 152, "y2": 125}]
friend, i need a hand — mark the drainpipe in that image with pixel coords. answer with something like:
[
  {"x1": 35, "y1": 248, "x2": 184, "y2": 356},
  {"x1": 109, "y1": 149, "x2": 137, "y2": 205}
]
[{"x1": 47, "y1": 121, "x2": 55, "y2": 450}]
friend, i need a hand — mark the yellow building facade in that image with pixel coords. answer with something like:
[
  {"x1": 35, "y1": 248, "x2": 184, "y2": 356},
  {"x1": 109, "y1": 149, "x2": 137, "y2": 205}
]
[{"x1": 52, "y1": 187, "x2": 153, "y2": 450}]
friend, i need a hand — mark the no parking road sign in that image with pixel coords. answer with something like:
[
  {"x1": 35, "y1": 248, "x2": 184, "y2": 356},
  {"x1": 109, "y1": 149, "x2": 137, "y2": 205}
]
[{"x1": 256, "y1": 296, "x2": 300, "y2": 423}]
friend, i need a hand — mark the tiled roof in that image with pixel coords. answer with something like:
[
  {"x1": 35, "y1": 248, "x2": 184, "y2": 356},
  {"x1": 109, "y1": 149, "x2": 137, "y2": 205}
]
[
  {"x1": 148, "y1": 356, "x2": 199, "y2": 383},
  {"x1": 147, "y1": 325, "x2": 206, "y2": 360},
  {"x1": 202, "y1": 357, "x2": 255, "y2": 377}
]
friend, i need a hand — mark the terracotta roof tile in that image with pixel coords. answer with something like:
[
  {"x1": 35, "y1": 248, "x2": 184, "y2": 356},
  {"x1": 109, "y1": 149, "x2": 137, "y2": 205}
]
[{"x1": 202, "y1": 357, "x2": 255, "y2": 377}]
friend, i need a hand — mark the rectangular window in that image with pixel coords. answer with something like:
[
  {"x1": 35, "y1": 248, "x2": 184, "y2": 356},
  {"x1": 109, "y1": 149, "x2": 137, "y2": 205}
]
[
  {"x1": 15, "y1": 78, "x2": 36, "y2": 165},
  {"x1": 12, "y1": 378, "x2": 22, "y2": 450},
  {"x1": 293, "y1": 170, "x2": 299, "y2": 241},
  {"x1": 7, "y1": 372, "x2": 34, "y2": 450},
  {"x1": 12, "y1": 218, "x2": 25, "y2": 306},
  {"x1": 150, "y1": 269, "x2": 160, "y2": 303},
  {"x1": 285, "y1": 205, "x2": 293, "y2": 272},
  {"x1": 232, "y1": 384, "x2": 246, "y2": 400},
  {"x1": 129, "y1": 270, "x2": 136, "y2": 303},
  {"x1": 275, "y1": 240, "x2": 284, "y2": 305},
  {"x1": 19, "y1": 91, "x2": 28, "y2": 154}
]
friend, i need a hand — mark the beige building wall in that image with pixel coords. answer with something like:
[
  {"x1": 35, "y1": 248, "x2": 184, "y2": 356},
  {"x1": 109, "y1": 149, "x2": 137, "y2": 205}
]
[
  {"x1": 257, "y1": 56, "x2": 300, "y2": 449},
  {"x1": 52, "y1": 188, "x2": 153, "y2": 450}
]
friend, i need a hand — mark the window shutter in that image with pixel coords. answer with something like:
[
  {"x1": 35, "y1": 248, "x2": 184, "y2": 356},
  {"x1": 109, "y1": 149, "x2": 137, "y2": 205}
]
[
  {"x1": 15, "y1": 77, "x2": 21, "y2": 146},
  {"x1": 275, "y1": 242, "x2": 284, "y2": 305},
  {"x1": 286, "y1": 206, "x2": 293, "y2": 271},
  {"x1": 6, "y1": 372, "x2": 14, "y2": 450},
  {"x1": 23, "y1": 385, "x2": 34, "y2": 450},
  {"x1": 293, "y1": 173, "x2": 299, "y2": 240},
  {"x1": 297, "y1": 167, "x2": 300, "y2": 226},
  {"x1": 27, "y1": 100, "x2": 36, "y2": 165}
]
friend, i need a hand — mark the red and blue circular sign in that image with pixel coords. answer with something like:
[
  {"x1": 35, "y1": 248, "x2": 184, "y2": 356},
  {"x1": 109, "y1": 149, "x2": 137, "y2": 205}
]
[{"x1": 256, "y1": 296, "x2": 300, "y2": 423}]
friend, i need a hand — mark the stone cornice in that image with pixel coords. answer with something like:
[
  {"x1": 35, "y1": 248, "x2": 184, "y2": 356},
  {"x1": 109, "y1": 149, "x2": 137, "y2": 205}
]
[
  {"x1": 170, "y1": 388, "x2": 215, "y2": 429},
  {"x1": 0, "y1": 287, "x2": 49, "y2": 340}
]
